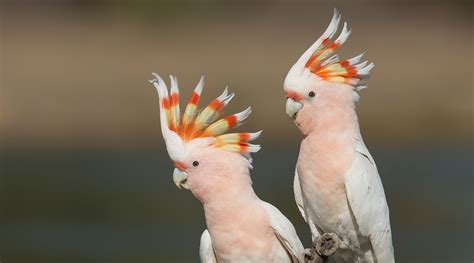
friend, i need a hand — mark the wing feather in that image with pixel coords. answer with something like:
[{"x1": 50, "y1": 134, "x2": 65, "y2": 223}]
[
  {"x1": 344, "y1": 138, "x2": 395, "y2": 262},
  {"x1": 294, "y1": 171, "x2": 321, "y2": 241},
  {"x1": 293, "y1": 170, "x2": 307, "y2": 223},
  {"x1": 199, "y1": 229, "x2": 217, "y2": 263},
  {"x1": 261, "y1": 201, "x2": 304, "y2": 262}
]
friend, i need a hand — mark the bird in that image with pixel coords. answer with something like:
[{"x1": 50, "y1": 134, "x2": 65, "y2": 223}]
[
  {"x1": 283, "y1": 9, "x2": 395, "y2": 263},
  {"x1": 150, "y1": 73, "x2": 304, "y2": 263}
]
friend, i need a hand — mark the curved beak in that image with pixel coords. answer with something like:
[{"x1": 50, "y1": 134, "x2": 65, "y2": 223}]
[
  {"x1": 173, "y1": 168, "x2": 189, "y2": 190},
  {"x1": 286, "y1": 98, "x2": 303, "y2": 119}
]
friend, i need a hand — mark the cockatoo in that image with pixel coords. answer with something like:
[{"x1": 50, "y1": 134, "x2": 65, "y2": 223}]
[
  {"x1": 283, "y1": 10, "x2": 395, "y2": 263},
  {"x1": 150, "y1": 74, "x2": 304, "y2": 262}
]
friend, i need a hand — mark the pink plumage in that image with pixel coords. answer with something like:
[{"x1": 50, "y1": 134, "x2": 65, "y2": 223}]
[
  {"x1": 150, "y1": 74, "x2": 304, "y2": 262},
  {"x1": 284, "y1": 9, "x2": 395, "y2": 263}
]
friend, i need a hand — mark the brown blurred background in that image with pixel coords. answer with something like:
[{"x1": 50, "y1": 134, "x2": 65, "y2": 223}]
[{"x1": 1, "y1": 0, "x2": 472, "y2": 262}]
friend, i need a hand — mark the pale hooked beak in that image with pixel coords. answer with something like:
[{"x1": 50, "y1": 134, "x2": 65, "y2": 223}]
[
  {"x1": 173, "y1": 168, "x2": 189, "y2": 190},
  {"x1": 286, "y1": 98, "x2": 303, "y2": 119}
]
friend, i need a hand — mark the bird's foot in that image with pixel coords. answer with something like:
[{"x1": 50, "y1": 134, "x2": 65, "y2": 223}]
[
  {"x1": 315, "y1": 233, "x2": 340, "y2": 257},
  {"x1": 304, "y1": 233, "x2": 340, "y2": 262}
]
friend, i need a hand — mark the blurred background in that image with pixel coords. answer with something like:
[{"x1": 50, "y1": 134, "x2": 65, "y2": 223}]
[{"x1": 1, "y1": 0, "x2": 472, "y2": 262}]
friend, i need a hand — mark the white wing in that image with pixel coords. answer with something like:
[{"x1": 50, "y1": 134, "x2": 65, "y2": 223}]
[
  {"x1": 293, "y1": 170, "x2": 307, "y2": 222},
  {"x1": 294, "y1": 170, "x2": 321, "y2": 240},
  {"x1": 261, "y1": 201, "x2": 305, "y2": 262},
  {"x1": 199, "y1": 229, "x2": 217, "y2": 263},
  {"x1": 344, "y1": 138, "x2": 395, "y2": 263}
]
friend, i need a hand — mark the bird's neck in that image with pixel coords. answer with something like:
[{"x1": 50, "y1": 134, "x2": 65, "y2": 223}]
[
  {"x1": 305, "y1": 102, "x2": 361, "y2": 141},
  {"x1": 201, "y1": 179, "x2": 270, "y2": 259},
  {"x1": 202, "y1": 177, "x2": 259, "y2": 225},
  {"x1": 299, "y1": 103, "x2": 362, "y2": 178}
]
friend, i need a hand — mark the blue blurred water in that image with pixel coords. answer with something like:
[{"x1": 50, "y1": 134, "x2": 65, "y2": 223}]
[{"x1": 1, "y1": 146, "x2": 472, "y2": 262}]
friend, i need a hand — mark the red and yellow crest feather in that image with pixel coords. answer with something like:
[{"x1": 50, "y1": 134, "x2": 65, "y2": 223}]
[
  {"x1": 303, "y1": 9, "x2": 374, "y2": 87},
  {"x1": 150, "y1": 74, "x2": 261, "y2": 155}
]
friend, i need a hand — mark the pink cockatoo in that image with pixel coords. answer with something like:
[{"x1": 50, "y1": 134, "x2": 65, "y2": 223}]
[
  {"x1": 150, "y1": 73, "x2": 304, "y2": 262},
  {"x1": 283, "y1": 10, "x2": 395, "y2": 263}
]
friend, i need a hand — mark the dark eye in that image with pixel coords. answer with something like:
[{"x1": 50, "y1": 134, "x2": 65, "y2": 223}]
[
  {"x1": 308, "y1": 91, "x2": 315, "y2": 97},
  {"x1": 192, "y1": 161, "x2": 199, "y2": 167}
]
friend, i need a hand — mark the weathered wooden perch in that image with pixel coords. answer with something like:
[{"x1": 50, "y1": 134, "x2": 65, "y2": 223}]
[{"x1": 304, "y1": 233, "x2": 340, "y2": 263}]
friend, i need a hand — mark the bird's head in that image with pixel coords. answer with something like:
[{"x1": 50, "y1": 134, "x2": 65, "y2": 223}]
[
  {"x1": 284, "y1": 9, "x2": 374, "y2": 135},
  {"x1": 150, "y1": 74, "x2": 261, "y2": 200}
]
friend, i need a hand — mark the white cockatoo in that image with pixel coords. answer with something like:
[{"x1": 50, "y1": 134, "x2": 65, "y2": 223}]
[
  {"x1": 283, "y1": 10, "x2": 395, "y2": 262},
  {"x1": 150, "y1": 74, "x2": 304, "y2": 262}
]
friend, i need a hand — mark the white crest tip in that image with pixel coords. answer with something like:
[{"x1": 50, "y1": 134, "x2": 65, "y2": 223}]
[{"x1": 248, "y1": 130, "x2": 263, "y2": 141}]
